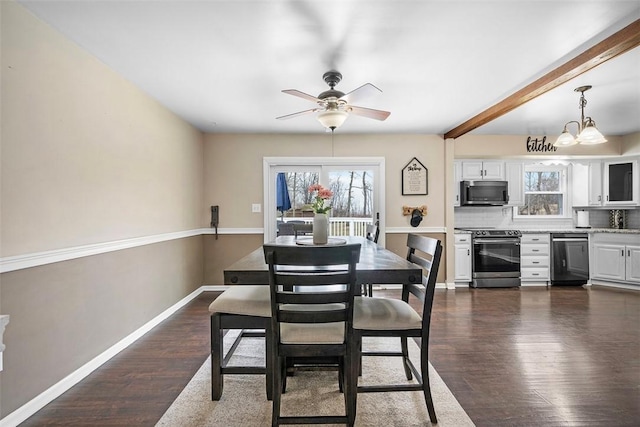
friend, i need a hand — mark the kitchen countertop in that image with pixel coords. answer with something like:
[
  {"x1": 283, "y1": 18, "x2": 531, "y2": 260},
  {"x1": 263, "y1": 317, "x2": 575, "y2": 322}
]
[
  {"x1": 455, "y1": 228, "x2": 640, "y2": 234},
  {"x1": 520, "y1": 228, "x2": 640, "y2": 234}
]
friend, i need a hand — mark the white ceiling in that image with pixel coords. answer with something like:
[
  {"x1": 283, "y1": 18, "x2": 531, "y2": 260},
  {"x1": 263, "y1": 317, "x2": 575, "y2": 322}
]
[{"x1": 18, "y1": 0, "x2": 640, "y2": 137}]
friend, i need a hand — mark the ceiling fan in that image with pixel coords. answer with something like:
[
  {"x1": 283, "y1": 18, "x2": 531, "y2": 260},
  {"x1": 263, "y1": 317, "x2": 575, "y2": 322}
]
[{"x1": 276, "y1": 71, "x2": 390, "y2": 131}]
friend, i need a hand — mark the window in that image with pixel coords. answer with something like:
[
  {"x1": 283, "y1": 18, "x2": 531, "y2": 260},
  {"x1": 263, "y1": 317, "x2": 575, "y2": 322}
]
[{"x1": 515, "y1": 164, "x2": 568, "y2": 218}]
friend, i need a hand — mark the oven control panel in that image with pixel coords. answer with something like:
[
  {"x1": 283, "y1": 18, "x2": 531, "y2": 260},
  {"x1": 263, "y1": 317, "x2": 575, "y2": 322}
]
[{"x1": 471, "y1": 229, "x2": 521, "y2": 238}]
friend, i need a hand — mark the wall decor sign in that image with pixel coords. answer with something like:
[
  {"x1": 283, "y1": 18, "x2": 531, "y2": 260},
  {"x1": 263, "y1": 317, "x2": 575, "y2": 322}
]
[
  {"x1": 402, "y1": 157, "x2": 428, "y2": 195},
  {"x1": 526, "y1": 136, "x2": 557, "y2": 153}
]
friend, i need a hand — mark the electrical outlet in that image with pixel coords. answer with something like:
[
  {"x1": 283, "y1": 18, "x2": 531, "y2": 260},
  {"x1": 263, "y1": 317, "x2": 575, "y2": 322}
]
[{"x1": 252, "y1": 203, "x2": 261, "y2": 213}]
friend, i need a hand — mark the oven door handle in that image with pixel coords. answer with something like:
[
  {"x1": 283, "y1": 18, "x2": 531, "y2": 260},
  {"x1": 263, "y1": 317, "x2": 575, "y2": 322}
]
[{"x1": 473, "y1": 239, "x2": 521, "y2": 244}]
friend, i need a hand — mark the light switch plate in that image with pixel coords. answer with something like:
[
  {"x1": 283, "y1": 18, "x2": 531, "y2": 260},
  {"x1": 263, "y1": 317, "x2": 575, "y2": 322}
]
[{"x1": 252, "y1": 203, "x2": 261, "y2": 213}]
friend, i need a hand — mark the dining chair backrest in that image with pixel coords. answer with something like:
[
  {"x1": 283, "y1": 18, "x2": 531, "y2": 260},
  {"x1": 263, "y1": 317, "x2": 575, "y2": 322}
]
[
  {"x1": 293, "y1": 222, "x2": 313, "y2": 238},
  {"x1": 365, "y1": 224, "x2": 380, "y2": 243},
  {"x1": 277, "y1": 222, "x2": 295, "y2": 236},
  {"x1": 404, "y1": 234, "x2": 443, "y2": 329},
  {"x1": 263, "y1": 243, "x2": 362, "y2": 426},
  {"x1": 264, "y1": 244, "x2": 361, "y2": 338}
]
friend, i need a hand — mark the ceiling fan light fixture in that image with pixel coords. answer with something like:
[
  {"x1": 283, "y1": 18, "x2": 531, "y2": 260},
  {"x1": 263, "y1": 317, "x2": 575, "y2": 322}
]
[
  {"x1": 576, "y1": 119, "x2": 607, "y2": 145},
  {"x1": 317, "y1": 109, "x2": 348, "y2": 131}
]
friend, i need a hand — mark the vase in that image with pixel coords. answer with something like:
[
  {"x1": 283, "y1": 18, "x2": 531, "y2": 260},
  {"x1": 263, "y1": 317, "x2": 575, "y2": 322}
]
[{"x1": 313, "y1": 213, "x2": 329, "y2": 245}]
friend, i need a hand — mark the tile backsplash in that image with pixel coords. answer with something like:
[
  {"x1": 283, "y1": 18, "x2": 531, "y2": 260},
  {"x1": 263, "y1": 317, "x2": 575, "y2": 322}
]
[{"x1": 455, "y1": 206, "x2": 640, "y2": 230}]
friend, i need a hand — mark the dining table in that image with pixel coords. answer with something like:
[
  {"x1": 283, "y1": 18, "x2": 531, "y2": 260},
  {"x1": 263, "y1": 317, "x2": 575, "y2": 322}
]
[{"x1": 223, "y1": 235, "x2": 423, "y2": 287}]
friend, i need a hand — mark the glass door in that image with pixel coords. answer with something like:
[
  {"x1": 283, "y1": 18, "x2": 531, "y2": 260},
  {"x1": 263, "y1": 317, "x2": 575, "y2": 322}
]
[
  {"x1": 264, "y1": 157, "x2": 385, "y2": 244},
  {"x1": 324, "y1": 167, "x2": 377, "y2": 239}
]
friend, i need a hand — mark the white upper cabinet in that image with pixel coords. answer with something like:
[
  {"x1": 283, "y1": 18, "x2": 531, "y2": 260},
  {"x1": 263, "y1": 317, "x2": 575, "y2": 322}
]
[
  {"x1": 453, "y1": 161, "x2": 462, "y2": 207},
  {"x1": 588, "y1": 161, "x2": 603, "y2": 206},
  {"x1": 505, "y1": 162, "x2": 523, "y2": 206},
  {"x1": 572, "y1": 161, "x2": 603, "y2": 207},
  {"x1": 603, "y1": 159, "x2": 638, "y2": 206},
  {"x1": 460, "y1": 161, "x2": 504, "y2": 180}
]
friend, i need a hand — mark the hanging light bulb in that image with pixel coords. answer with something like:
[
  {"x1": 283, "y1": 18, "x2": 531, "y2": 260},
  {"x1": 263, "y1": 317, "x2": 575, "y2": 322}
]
[
  {"x1": 576, "y1": 118, "x2": 607, "y2": 145},
  {"x1": 554, "y1": 124, "x2": 579, "y2": 147}
]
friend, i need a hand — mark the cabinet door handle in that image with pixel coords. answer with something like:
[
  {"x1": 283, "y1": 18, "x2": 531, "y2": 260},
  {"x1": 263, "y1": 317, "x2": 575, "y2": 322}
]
[
  {"x1": 532, "y1": 249, "x2": 539, "y2": 252},
  {"x1": 598, "y1": 195, "x2": 601, "y2": 202},
  {"x1": 628, "y1": 249, "x2": 631, "y2": 257},
  {"x1": 622, "y1": 249, "x2": 625, "y2": 256},
  {"x1": 532, "y1": 273, "x2": 539, "y2": 276},
  {"x1": 532, "y1": 261, "x2": 540, "y2": 264},
  {"x1": 467, "y1": 249, "x2": 470, "y2": 256},
  {"x1": 532, "y1": 238, "x2": 539, "y2": 241}
]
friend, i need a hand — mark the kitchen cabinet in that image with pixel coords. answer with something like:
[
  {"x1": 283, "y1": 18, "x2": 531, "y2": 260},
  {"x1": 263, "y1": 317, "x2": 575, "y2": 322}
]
[
  {"x1": 591, "y1": 233, "x2": 640, "y2": 285},
  {"x1": 603, "y1": 159, "x2": 638, "y2": 206},
  {"x1": 505, "y1": 161, "x2": 523, "y2": 206},
  {"x1": 520, "y1": 233, "x2": 550, "y2": 283},
  {"x1": 460, "y1": 161, "x2": 504, "y2": 180},
  {"x1": 571, "y1": 161, "x2": 602, "y2": 207},
  {"x1": 588, "y1": 161, "x2": 603, "y2": 206},
  {"x1": 454, "y1": 233, "x2": 472, "y2": 282},
  {"x1": 453, "y1": 161, "x2": 462, "y2": 207}
]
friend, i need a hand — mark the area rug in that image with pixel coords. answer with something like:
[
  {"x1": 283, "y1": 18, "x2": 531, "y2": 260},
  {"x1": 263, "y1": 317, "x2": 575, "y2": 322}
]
[{"x1": 156, "y1": 331, "x2": 474, "y2": 426}]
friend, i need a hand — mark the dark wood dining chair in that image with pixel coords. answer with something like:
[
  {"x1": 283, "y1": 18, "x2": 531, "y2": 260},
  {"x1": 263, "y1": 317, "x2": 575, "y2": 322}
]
[
  {"x1": 353, "y1": 234, "x2": 442, "y2": 424},
  {"x1": 293, "y1": 222, "x2": 313, "y2": 238},
  {"x1": 365, "y1": 223, "x2": 380, "y2": 244},
  {"x1": 264, "y1": 243, "x2": 361, "y2": 427},
  {"x1": 362, "y1": 223, "x2": 380, "y2": 296},
  {"x1": 209, "y1": 285, "x2": 273, "y2": 400}
]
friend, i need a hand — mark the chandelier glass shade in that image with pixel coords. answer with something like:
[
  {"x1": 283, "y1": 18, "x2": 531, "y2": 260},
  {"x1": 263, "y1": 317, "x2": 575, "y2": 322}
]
[
  {"x1": 317, "y1": 109, "x2": 348, "y2": 131},
  {"x1": 554, "y1": 85, "x2": 607, "y2": 147}
]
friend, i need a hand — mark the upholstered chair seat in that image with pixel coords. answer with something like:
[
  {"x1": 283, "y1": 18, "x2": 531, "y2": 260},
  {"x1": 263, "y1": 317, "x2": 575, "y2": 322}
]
[
  {"x1": 209, "y1": 285, "x2": 273, "y2": 401},
  {"x1": 354, "y1": 296, "x2": 422, "y2": 330}
]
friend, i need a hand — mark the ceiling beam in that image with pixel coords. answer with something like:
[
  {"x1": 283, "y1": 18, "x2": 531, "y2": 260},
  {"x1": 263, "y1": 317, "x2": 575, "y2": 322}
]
[{"x1": 444, "y1": 19, "x2": 640, "y2": 140}]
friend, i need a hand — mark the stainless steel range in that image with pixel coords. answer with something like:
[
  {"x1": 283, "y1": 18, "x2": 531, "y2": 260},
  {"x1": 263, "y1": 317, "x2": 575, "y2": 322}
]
[{"x1": 469, "y1": 229, "x2": 521, "y2": 288}]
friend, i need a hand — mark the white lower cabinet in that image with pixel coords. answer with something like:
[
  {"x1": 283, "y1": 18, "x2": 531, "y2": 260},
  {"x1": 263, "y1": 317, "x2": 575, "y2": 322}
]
[
  {"x1": 591, "y1": 233, "x2": 640, "y2": 285},
  {"x1": 454, "y1": 233, "x2": 472, "y2": 282},
  {"x1": 520, "y1": 233, "x2": 550, "y2": 283}
]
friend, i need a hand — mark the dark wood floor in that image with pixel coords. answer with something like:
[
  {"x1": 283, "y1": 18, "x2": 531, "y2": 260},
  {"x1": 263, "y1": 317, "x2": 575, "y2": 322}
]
[{"x1": 22, "y1": 286, "x2": 639, "y2": 426}]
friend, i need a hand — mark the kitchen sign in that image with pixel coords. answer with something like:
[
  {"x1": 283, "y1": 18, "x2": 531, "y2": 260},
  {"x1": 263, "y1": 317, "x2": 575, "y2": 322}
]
[
  {"x1": 526, "y1": 136, "x2": 557, "y2": 153},
  {"x1": 402, "y1": 157, "x2": 428, "y2": 195}
]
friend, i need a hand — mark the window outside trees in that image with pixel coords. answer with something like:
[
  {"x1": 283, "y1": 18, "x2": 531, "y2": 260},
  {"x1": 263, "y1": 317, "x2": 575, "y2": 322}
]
[
  {"x1": 282, "y1": 170, "x2": 374, "y2": 219},
  {"x1": 516, "y1": 165, "x2": 567, "y2": 217}
]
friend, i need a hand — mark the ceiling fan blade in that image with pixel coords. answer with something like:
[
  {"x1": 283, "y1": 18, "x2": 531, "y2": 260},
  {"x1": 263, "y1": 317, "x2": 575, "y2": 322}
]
[
  {"x1": 340, "y1": 83, "x2": 382, "y2": 104},
  {"x1": 349, "y1": 105, "x2": 390, "y2": 121},
  {"x1": 276, "y1": 108, "x2": 318, "y2": 120},
  {"x1": 282, "y1": 89, "x2": 320, "y2": 103}
]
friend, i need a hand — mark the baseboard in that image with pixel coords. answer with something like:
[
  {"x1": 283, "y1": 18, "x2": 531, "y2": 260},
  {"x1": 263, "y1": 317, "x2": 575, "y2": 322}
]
[
  {"x1": 0, "y1": 286, "x2": 206, "y2": 427},
  {"x1": 590, "y1": 280, "x2": 640, "y2": 291}
]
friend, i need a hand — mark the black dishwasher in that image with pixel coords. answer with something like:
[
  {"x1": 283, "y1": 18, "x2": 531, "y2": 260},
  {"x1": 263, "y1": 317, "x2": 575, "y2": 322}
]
[{"x1": 550, "y1": 233, "x2": 589, "y2": 285}]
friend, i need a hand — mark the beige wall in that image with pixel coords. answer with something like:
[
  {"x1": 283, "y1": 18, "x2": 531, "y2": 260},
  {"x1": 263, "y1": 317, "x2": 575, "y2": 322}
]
[
  {"x1": 0, "y1": 237, "x2": 203, "y2": 416},
  {"x1": 453, "y1": 134, "x2": 624, "y2": 158},
  {"x1": 203, "y1": 133, "x2": 446, "y2": 229},
  {"x1": 1, "y1": 2, "x2": 205, "y2": 417},
  {"x1": 1, "y1": 1, "x2": 205, "y2": 257},
  {"x1": 622, "y1": 132, "x2": 640, "y2": 156},
  {"x1": 201, "y1": 133, "x2": 448, "y2": 284}
]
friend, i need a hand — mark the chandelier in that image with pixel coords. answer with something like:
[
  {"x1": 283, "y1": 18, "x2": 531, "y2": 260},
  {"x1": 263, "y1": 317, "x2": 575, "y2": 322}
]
[{"x1": 554, "y1": 85, "x2": 607, "y2": 147}]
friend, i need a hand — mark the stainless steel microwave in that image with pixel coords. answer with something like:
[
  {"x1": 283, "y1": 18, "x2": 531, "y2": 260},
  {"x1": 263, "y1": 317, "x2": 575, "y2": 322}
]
[{"x1": 460, "y1": 180, "x2": 509, "y2": 206}]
